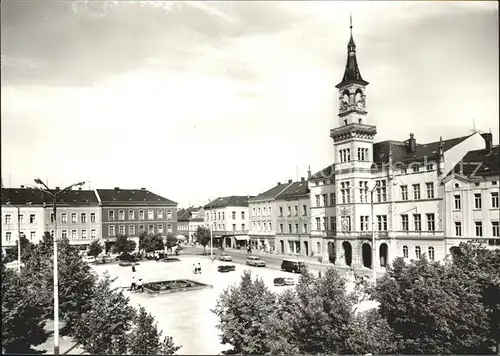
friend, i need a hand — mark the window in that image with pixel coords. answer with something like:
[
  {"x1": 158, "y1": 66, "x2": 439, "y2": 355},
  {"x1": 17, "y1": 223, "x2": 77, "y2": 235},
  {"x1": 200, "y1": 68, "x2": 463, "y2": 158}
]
[
  {"x1": 119, "y1": 225, "x2": 125, "y2": 235},
  {"x1": 403, "y1": 245, "x2": 408, "y2": 258},
  {"x1": 263, "y1": 207, "x2": 267, "y2": 216},
  {"x1": 280, "y1": 224, "x2": 284, "y2": 233},
  {"x1": 376, "y1": 180, "x2": 387, "y2": 202},
  {"x1": 129, "y1": 210, "x2": 135, "y2": 220},
  {"x1": 19, "y1": 215, "x2": 24, "y2": 223},
  {"x1": 279, "y1": 207, "x2": 284, "y2": 217},
  {"x1": 401, "y1": 214, "x2": 409, "y2": 231},
  {"x1": 257, "y1": 208, "x2": 261, "y2": 216},
  {"x1": 426, "y1": 182, "x2": 434, "y2": 199},
  {"x1": 288, "y1": 224, "x2": 292, "y2": 233},
  {"x1": 454, "y1": 195, "x2": 461, "y2": 210},
  {"x1": 148, "y1": 210, "x2": 154, "y2": 220},
  {"x1": 252, "y1": 208, "x2": 256, "y2": 216},
  {"x1": 454, "y1": 183, "x2": 460, "y2": 188},
  {"x1": 455, "y1": 222, "x2": 462, "y2": 236},
  {"x1": 413, "y1": 184, "x2": 420, "y2": 200},
  {"x1": 90, "y1": 213, "x2": 96, "y2": 223},
  {"x1": 304, "y1": 224, "x2": 308, "y2": 233},
  {"x1": 474, "y1": 194, "x2": 482, "y2": 209},
  {"x1": 232, "y1": 211, "x2": 236, "y2": 219},
  {"x1": 492, "y1": 222, "x2": 499, "y2": 237},
  {"x1": 401, "y1": 185, "x2": 408, "y2": 201},
  {"x1": 322, "y1": 194, "x2": 328, "y2": 207},
  {"x1": 493, "y1": 181, "x2": 498, "y2": 185},
  {"x1": 81, "y1": 213, "x2": 87, "y2": 223},
  {"x1": 108, "y1": 226, "x2": 115, "y2": 237},
  {"x1": 158, "y1": 224, "x2": 164, "y2": 233},
  {"x1": 148, "y1": 224, "x2": 154, "y2": 233},
  {"x1": 6, "y1": 232, "x2": 12, "y2": 241},
  {"x1": 413, "y1": 214, "x2": 421, "y2": 231},
  {"x1": 294, "y1": 205, "x2": 299, "y2": 216},
  {"x1": 315, "y1": 195, "x2": 320, "y2": 207},
  {"x1": 90, "y1": 229, "x2": 96, "y2": 239},
  {"x1": 118, "y1": 210, "x2": 125, "y2": 221},
  {"x1": 415, "y1": 246, "x2": 421, "y2": 258},
  {"x1": 62, "y1": 230, "x2": 68, "y2": 239},
  {"x1": 331, "y1": 217, "x2": 337, "y2": 232},
  {"x1": 475, "y1": 222, "x2": 483, "y2": 237},
  {"x1": 330, "y1": 193, "x2": 336, "y2": 206},
  {"x1": 166, "y1": 210, "x2": 172, "y2": 219},
  {"x1": 492, "y1": 192, "x2": 499, "y2": 208},
  {"x1": 428, "y1": 246, "x2": 435, "y2": 260},
  {"x1": 167, "y1": 224, "x2": 172, "y2": 233},
  {"x1": 29, "y1": 214, "x2": 36, "y2": 223},
  {"x1": 317, "y1": 242, "x2": 321, "y2": 253},
  {"x1": 359, "y1": 181, "x2": 368, "y2": 202},
  {"x1": 341, "y1": 182, "x2": 351, "y2": 203},
  {"x1": 295, "y1": 224, "x2": 299, "y2": 233},
  {"x1": 489, "y1": 238, "x2": 500, "y2": 246},
  {"x1": 232, "y1": 224, "x2": 236, "y2": 231},
  {"x1": 426, "y1": 164, "x2": 433, "y2": 171},
  {"x1": 139, "y1": 224, "x2": 145, "y2": 233},
  {"x1": 287, "y1": 206, "x2": 292, "y2": 216},
  {"x1": 71, "y1": 230, "x2": 77, "y2": 239},
  {"x1": 129, "y1": 225, "x2": 135, "y2": 236},
  {"x1": 339, "y1": 148, "x2": 351, "y2": 162},
  {"x1": 315, "y1": 218, "x2": 321, "y2": 231},
  {"x1": 241, "y1": 211, "x2": 245, "y2": 219},
  {"x1": 357, "y1": 147, "x2": 369, "y2": 161},
  {"x1": 81, "y1": 230, "x2": 87, "y2": 239},
  {"x1": 138, "y1": 210, "x2": 145, "y2": 220},
  {"x1": 108, "y1": 210, "x2": 115, "y2": 221},
  {"x1": 50, "y1": 213, "x2": 55, "y2": 223},
  {"x1": 377, "y1": 215, "x2": 387, "y2": 231},
  {"x1": 157, "y1": 209, "x2": 163, "y2": 219},
  {"x1": 360, "y1": 216, "x2": 369, "y2": 231},
  {"x1": 242, "y1": 223, "x2": 246, "y2": 231},
  {"x1": 303, "y1": 205, "x2": 308, "y2": 216},
  {"x1": 71, "y1": 213, "x2": 77, "y2": 223},
  {"x1": 30, "y1": 231, "x2": 36, "y2": 241},
  {"x1": 426, "y1": 213, "x2": 435, "y2": 231},
  {"x1": 61, "y1": 213, "x2": 67, "y2": 223},
  {"x1": 413, "y1": 165, "x2": 420, "y2": 173}
]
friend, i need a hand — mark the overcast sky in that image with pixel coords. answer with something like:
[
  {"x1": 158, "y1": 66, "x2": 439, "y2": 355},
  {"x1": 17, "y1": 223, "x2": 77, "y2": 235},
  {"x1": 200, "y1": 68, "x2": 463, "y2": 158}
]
[{"x1": 1, "y1": 1, "x2": 498, "y2": 208}]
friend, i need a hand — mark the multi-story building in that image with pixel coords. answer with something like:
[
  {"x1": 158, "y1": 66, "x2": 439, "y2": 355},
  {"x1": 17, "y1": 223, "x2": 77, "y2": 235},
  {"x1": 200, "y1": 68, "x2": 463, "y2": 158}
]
[
  {"x1": 248, "y1": 180, "x2": 294, "y2": 251},
  {"x1": 275, "y1": 178, "x2": 311, "y2": 256},
  {"x1": 203, "y1": 196, "x2": 251, "y2": 248},
  {"x1": 177, "y1": 206, "x2": 205, "y2": 243},
  {"x1": 97, "y1": 187, "x2": 178, "y2": 252},
  {"x1": 308, "y1": 21, "x2": 499, "y2": 270},
  {"x1": 1, "y1": 187, "x2": 47, "y2": 247}
]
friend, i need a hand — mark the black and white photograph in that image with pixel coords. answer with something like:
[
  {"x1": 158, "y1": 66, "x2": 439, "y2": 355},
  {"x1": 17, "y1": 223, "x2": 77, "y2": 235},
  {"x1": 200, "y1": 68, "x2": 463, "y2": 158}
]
[{"x1": 1, "y1": 1, "x2": 499, "y2": 355}]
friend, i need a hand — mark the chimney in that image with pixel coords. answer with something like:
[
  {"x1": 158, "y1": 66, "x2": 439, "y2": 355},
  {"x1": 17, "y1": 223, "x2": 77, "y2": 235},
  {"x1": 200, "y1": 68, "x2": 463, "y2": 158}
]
[
  {"x1": 55, "y1": 186, "x2": 60, "y2": 191},
  {"x1": 277, "y1": 182, "x2": 281, "y2": 186},
  {"x1": 481, "y1": 133, "x2": 493, "y2": 153},
  {"x1": 408, "y1": 133, "x2": 416, "y2": 153},
  {"x1": 288, "y1": 179, "x2": 292, "y2": 183},
  {"x1": 141, "y1": 187, "x2": 146, "y2": 190},
  {"x1": 114, "y1": 187, "x2": 120, "y2": 190},
  {"x1": 301, "y1": 177, "x2": 305, "y2": 181},
  {"x1": 20, "y1": 185, "x2": 25, "y2": 188}
]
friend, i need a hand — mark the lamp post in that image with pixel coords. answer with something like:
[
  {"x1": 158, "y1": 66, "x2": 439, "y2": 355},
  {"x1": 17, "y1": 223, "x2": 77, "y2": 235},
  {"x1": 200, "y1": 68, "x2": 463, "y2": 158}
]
[
  {"x1": 33, "y1": 178, "x2": 85, "y2": 355},
  {"x1": 209, "y1": 198, "x2": 213, "y2": 261},
  {"x1": 5, "y1": 201, "x2": 32, "y2": 273}
]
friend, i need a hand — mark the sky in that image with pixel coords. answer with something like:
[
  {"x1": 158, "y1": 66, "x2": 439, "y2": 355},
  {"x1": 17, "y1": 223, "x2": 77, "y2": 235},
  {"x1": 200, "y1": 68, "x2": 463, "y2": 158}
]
[{"x1": 1, "y1": 1, "x2": 498, "y2": 208}]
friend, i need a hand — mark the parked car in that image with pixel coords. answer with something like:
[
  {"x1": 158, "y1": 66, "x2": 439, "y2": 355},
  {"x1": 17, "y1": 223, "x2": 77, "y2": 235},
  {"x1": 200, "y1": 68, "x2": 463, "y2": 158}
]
[
  {"x1": 217, "y1": 265, "x2": 236, "y2": 273},
  {"x1": 95, "y1": 255, "x2": 114, "y2": 264},
  {"x1": 284, "y1": 277, "x2": 295, "y2": 285},
  {"x1": 281, "y1": 259, "x2": 306, "y2": 273},
  {"x1": 273, "y1": 277, "x2": 295, "y2": 286},
  {"x1": 82, "y1": 255, "x2": 96, "y2": 264},
  {"x1": 5, "y1": 260, "x2": 25, "y2": 269},
  {"x1": 246, "y1": 256, "x2": 266, "y2": 267},
  {"x1": 116, "y1": 253, "x2": 139, "y2": 263},
  {"x1": 219, "y1": 253, "x2": 232, "y2": 262}
]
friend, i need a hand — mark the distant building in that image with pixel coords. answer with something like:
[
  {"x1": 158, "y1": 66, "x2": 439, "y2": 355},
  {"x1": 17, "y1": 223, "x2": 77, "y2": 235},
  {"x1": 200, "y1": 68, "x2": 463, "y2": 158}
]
[
  {"x1": 177, "y1": 206, "x2": 205, "y2": 243},
  {"x1": 96, "y1": 187, "x2": 178, "y2": 252},
  {"x1": 203, "y1": 196, "x2": 251, "y2": 248}
]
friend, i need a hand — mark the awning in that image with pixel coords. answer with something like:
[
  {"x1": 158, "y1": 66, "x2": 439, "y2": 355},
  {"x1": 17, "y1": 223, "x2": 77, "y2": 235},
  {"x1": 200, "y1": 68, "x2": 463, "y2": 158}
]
[{"x1": 234, "y1": 235, "x2": 250, "y2": 241}]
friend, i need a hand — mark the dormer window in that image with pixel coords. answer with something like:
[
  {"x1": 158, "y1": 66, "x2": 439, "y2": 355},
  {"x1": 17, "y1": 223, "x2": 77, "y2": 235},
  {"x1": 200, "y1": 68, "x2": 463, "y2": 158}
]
[{"x1": 454, "y1": 183, "x2": 460, "y2": 189}]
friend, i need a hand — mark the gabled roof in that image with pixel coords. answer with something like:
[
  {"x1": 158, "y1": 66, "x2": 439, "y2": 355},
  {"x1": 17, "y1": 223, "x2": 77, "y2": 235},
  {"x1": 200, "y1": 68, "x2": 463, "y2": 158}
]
[
  {"x1": 276, "y1": 181, "x2": 309, "y2": 200},
  {"x1": 177, "y1": 206, "x2": 203, "y2": 221},
  {"x1": 451, "y1": 145, "x2": 499, "y2": 177},
  {"x1": 96, "y1": 188, "x2": 177, "y2": 206},
  {"x1": 249, "y1": 182, "x2": 292, "y2": 201},
  {"x1": 1, "y1": 188, "x2": 99, "y2": 206},
  {"x1": 203, "y1": 196, "x2": 252, "y2": 209},
  {"x1": 310, "y1": 165, "x2": 335, "y2": 180}
]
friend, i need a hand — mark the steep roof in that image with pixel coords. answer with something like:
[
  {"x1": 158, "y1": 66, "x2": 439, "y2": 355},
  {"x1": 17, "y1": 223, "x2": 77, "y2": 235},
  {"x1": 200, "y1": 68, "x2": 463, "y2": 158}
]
[
  {"x1": 310, "y1": 165, "x2": 335, "y2": 180},
  {"x1": 1, "y1": 188, "x2": 99, "y2": 206},
  {"x1": 250, "y1": 182, "x2": 292, "y2": 201},
  {"x1": 203, "y1": 196, "x2": 252, "y2": 209},
  {"x1": 335, "y1": 25, "x2": 368, "y2": 88},
  {"x1": 452, "y1": 145, "x2": 499, "y2": 178},
  {"x1": 177, "y1": 206, "x2": 203, "y2": 221},
  {"x1": 276, "y1": 181, "x2": 309, "y2": 200},
  {"x1": 96, "y1": 188, "x2": 177, "y2": 206}
]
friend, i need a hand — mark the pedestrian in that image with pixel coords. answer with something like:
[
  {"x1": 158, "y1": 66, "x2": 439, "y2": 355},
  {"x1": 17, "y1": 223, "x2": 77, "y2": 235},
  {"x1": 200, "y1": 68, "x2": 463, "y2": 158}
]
[
  {"x1": 197, "y1": 262, "x2": 202, "y2": 274},
  {"x1": 132, "y1": 265, "x2": 136, "y2": 273},
  {"x1": 137, "y1": 278, "x2": 144, "y2": 293},
  {"x1": 130, "y1": 275, "x2": 137, "y2": 291},
  {"x1": 193, "y1": 264, "x2": 197, "y2": 274}
]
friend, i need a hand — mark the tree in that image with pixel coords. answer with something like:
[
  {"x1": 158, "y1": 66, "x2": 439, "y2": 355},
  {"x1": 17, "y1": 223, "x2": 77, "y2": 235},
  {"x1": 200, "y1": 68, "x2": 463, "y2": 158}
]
[
  {"x1": 194, "y1": 226, "x2": 211, "y2": 255},
  {"x1": 113, "y1": 234, "x2": 136, "y2": 254},
  {"x1": 128, "y1": 306, "x2": 181, "y2": 355},
  {"x1": 4, "y1": 234, "x2": 35, "y2": 263},
  {"x1": 372, "y1": 256, "x2": 491, "y2": 354},
  {"x1": 87, "y1": 239, "x2": 103, "y2": 257},
  {"x1": 165, "y1": 233, "x2": 177, "y2": 255},
  {"x1": 211, "y1": 270, "x2": 276, "y2": 354},
  {"x1": 73, "y1": 272, "x2": 136, "y2": 354},
  {"x1": 1, "y1": 261, "x2": 48, "y2": 354},
  {"x1": 139, "y1": 232, "x2": 164, "y2": 253}
]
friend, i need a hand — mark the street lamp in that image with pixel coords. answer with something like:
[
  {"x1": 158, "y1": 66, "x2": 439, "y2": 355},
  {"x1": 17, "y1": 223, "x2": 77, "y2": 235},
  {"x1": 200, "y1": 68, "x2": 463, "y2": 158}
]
[
  {"x1": 5, "y1": 201, "x2": 32, "y2": 273},
  {"x1": 33, "y1": 178, "x2": 85, "y2": 355}
]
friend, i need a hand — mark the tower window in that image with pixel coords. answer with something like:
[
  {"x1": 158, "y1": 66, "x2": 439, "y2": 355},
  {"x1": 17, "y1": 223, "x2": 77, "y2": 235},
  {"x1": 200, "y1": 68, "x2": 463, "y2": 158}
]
[
  {"x1": 344, "y1": 119, "x2": 348, "y2": 126},
  {"x1": 359, "y1": 119, "x2": 362, "y2": 124}
]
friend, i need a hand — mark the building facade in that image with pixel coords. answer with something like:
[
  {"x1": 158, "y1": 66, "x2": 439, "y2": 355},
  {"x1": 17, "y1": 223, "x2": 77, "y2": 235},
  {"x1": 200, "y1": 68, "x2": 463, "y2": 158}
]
[
  {"x1": 97, "y1": 188, "x2": 178, "y2": 251},
  {"x1": 204, "y1": 196, "x2": 251, "y2": 248},
  {"x1": 177, "y1": 206, "x2": 205, "y2": 243}
]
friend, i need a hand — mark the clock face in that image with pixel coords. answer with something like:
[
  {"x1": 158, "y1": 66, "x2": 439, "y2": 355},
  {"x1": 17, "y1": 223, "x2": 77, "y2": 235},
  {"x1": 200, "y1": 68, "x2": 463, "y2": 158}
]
[{"x1": 357, "y1": 101, "x2": 364, "y2": 109}]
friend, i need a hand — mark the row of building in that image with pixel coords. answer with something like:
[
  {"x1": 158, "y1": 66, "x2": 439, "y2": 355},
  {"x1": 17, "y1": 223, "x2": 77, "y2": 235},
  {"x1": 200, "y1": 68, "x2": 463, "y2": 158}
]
[
  {"x1": 177, "y1": 22, "x2": 499, "y2": 270},
  {"x1": 1, "y1": 187, "x2": 177, "y2": 251}
]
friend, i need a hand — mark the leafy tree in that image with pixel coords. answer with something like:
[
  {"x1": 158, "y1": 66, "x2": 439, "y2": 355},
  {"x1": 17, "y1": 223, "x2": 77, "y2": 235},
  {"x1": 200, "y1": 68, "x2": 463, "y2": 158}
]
[
  {"x1": 128, "y1": 306, "x2": 181, "y2": 355},
  {"x1": 211, "y1": 270, "x2": 276, "y2": 354},
  {"x1": 4, "y1": 234, "x2": 35, "y2": 263},
  {"x1": 165, "y1": 233, "x2": 178, "y2": 255},
  {"x1": 87, "y1": 239, "x2": 103, "y2": 257},
  {"x1": 73, "y1": 272, "x2": 136, "y2": 354},
  {"x1": 139, "y1": 232, "x2": 164, "y2": 253},
  {"x1": 1, "y1": 261, "x2": 48, "y2": 354},
  {"x1": 194, "y1": 226, "x2": 211, "y2": 255},
  {"x1": 372, "y1": 256, "x2": 491, "y2": 354},
  {"x1": 113, "y1": 234, "x2": 136, "y2": 254}
]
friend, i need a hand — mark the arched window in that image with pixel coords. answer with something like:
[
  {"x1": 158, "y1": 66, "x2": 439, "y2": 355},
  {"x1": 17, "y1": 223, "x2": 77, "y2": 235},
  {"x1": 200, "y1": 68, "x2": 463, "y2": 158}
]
[
  {"x1": 402, "y1": 245, "x2": 408, "y2": 258},
  {"x1": 428, "y1": 246, "x2": 435, "y2": 260},
  {"x1": 342, "y1": 90, "x2": 350, "y2": 104},
  {"x1": 415, "y1": 246, "x2": 421, "y2": 258},
  {"x1": 454, "y1": 183, "x2": 460, "y2": 188},
  {"x1": 354, "y1": 90, "x2": 363, "y2": 104}
]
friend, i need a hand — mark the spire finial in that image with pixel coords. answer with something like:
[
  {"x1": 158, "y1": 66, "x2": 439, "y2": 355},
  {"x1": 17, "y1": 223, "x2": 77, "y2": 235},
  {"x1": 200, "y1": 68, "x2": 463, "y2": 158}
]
[{"x1": 350, "y1": 12, "x2": 353, "y2": 36}]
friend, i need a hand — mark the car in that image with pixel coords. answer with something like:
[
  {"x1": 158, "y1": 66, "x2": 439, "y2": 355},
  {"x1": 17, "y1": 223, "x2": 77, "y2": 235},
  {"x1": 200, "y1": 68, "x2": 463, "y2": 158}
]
[
  {"x1": 246, "y1": 256, "x2": 266, "y2": 267},
  {"x1": 5, "y1": 260, "x2": 25, "y2": 269},
  {"x1": 284, "y1": 277, "x2": 295, "y2": 285},
  {"x1": 281, "y1": 259, "x2": 306, "y2": 273},
  {"x1": 273, "y1": 277, "x2": 295, "y2": 286},
  {"x1": 217, "y1": 265, "x2": 236, "y2": 273},
  {"x1": 82, "y1": 256, "x2": 96, "y2": 264},
  {"x1": 219, "y1": 253, "x2": 232, "y2": 262},
  {"x1": 115, "y1": 252, "x2": 139, "y2": 263}
]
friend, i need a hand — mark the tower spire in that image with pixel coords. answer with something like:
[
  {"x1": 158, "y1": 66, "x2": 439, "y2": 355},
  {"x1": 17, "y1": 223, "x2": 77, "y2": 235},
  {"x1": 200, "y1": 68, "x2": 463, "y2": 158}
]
[{"x1": 350, "y1": 12, "x2": 353, "y2": 37}]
